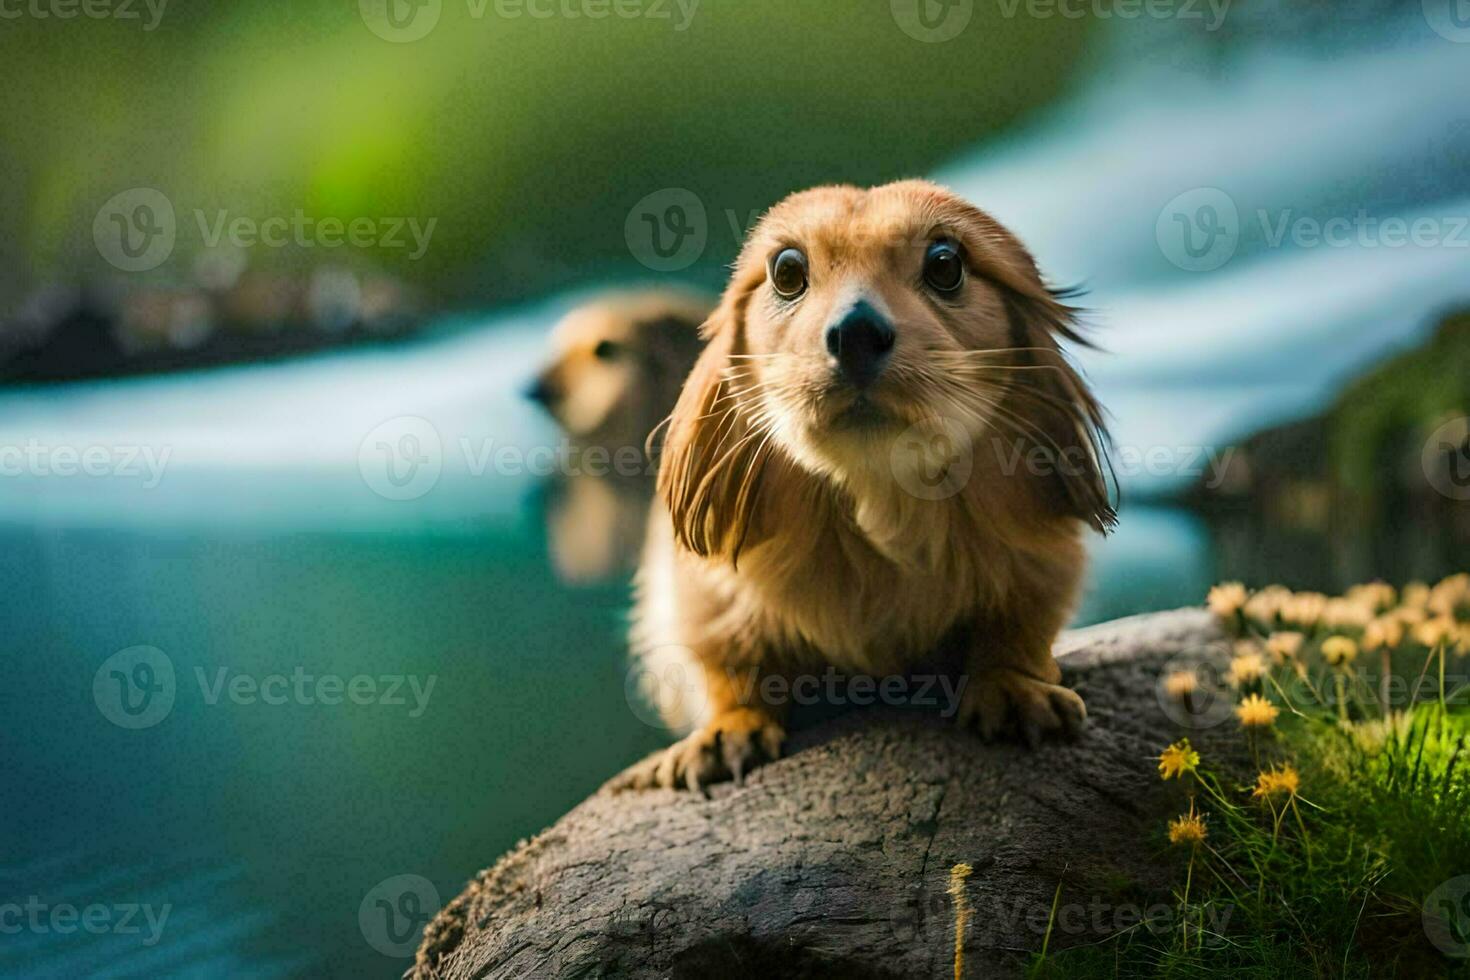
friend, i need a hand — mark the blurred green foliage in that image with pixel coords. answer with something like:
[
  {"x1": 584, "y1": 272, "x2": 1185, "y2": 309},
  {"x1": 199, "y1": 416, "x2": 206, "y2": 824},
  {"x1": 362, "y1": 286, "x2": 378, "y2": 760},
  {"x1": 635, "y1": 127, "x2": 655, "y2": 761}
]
[{"x1": 1, "y1": 1, "x2": 1092, "y2": 307}]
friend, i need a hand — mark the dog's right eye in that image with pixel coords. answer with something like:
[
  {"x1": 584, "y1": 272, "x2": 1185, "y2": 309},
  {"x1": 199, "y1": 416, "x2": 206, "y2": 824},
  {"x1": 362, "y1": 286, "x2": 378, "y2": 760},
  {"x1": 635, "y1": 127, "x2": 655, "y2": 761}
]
[
  {"x1": 769, "y1": 248, "x2": 808, "y2": 299},
  {"x1": 593, "y1": 339, "x2": 622, "y2": 361}
]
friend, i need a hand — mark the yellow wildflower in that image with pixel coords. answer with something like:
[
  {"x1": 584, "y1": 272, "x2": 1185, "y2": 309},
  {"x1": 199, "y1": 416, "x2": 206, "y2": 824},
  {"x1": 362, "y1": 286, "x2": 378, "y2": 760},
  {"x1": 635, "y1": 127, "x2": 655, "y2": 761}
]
[
  {"x1": 1163, "y1": 670, "x2": 1198, "y2": 699},
  {"x1": 1429, "y1": 575, "x2": 1469, "y2": 618},
  {"x1": 1168, "y1": 804, "x2": 1208, "y2": 847},
  {"x1": 1347, "y1": 581, "x2": 1397, "y2": 612},
  {"x1": 1158, "y1": 739, "x2": 1201, "y2": 780},
  {"x1": 1321, "y1": 635, "x2": 1359, "y2": 669},
  {"x1": 1400, "y1": 581, "x2": 1431, "y2": 609},
  {"x1": 1283, "y1": 591, "x2": 1328, "y2": 630},
  {"x1": 1207, "y1": 582, "x2": 1248, "y2": 621},
  {"x1": 1395, "y1": 603, "x2": 1428, "y2": 627},
  {"x1": 1415, "y1": 616, "x2": 1458, "y2": 649},
  {"x1": 1251, "y1": 764, "x2": 1301, "y2": 801},
  {"x1": 1244, "y1": 586, "x2": 1290, "y2": 627},
  {"x1": 1236, "y1": 693, "x2": 1279, "y2": 727},
  {"x1": 1265, "y1": 631, "x2": 1305, "y2": 665},
  {"x1": 1362, "y1": 616, "x2": 1404, "y2": 652},
  {"x1": 1227, "y1": 647, "x2": 1267, "y2": 688},
  {"x1": 1323, "y1": 597, "x2": 1373, "y2": 631}
]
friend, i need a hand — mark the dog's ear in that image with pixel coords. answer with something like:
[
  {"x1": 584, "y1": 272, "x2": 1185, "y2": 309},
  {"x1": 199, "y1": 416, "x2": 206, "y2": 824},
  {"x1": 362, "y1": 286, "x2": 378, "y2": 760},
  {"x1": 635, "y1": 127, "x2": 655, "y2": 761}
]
[
  {"x1": 656, "y1": 287, "x2": 774, "y2": 561},
  {"x1": 998, "y1": 290, "x2": 1116, "y2": 533},
  {"x1": 951, "y1": 204, "x2": 1116, "y2": 532}
]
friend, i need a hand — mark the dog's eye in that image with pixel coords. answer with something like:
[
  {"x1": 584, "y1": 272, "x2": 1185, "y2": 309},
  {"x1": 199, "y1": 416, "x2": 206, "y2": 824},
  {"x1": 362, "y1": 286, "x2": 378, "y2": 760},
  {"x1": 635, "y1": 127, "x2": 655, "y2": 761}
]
[
  {"x1": 923, "y1": 240, "x2": 964, "y2": 293},
  {"x1": 593, "y1": 339, "x2": 622, "y2": 361},
  {"x1": 769, "y1": 248, "x2": 808, "y2": 299}
]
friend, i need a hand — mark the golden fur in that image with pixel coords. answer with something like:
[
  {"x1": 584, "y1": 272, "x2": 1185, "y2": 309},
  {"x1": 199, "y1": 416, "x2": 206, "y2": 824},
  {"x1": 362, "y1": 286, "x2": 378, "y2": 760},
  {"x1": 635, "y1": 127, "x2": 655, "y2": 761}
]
[
  {"x1": 527, "y1": 290, "x2": 712, "y2": 583},
  {"x1": 529, "y1": 289, "x2": 711, "y2": 449},
  {"x1": 618, "y1": 181, "x2": 1114, "y2": 793}
]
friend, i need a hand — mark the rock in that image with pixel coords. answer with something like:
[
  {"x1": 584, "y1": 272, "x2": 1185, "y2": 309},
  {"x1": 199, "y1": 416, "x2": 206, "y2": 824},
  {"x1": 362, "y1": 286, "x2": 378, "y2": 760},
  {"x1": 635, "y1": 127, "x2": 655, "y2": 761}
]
[{"x1": 411, "y1": 608, "x2": 1236, "y2": 980}]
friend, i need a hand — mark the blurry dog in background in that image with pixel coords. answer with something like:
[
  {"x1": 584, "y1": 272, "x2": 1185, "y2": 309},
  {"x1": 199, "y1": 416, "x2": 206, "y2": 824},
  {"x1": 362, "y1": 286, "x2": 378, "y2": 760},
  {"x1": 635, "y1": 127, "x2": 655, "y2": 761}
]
[
  {"x1": 618, "y1": 181, "x2": 1114, "y2": 791},
  {"x1": 526, "y1": 290, "x2": 712, "y2": 582}
]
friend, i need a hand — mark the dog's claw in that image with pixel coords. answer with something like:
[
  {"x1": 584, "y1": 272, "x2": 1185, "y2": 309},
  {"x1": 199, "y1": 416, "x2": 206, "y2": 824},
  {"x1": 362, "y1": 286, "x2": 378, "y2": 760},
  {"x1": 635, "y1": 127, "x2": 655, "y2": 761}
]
[
  {"x1": 610, "y1": 709, "x2": 784, "y2": 793},
  {"x1": 958, "y1": 667, "x2": 1086, "y2": 746}
]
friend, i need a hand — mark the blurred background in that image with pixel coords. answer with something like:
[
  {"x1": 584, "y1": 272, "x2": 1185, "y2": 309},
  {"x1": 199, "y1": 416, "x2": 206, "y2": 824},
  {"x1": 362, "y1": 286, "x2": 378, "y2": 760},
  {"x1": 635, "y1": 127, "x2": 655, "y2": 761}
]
[{"x1": 3, "y1": 0, "x2": 1469, "y2": 976}]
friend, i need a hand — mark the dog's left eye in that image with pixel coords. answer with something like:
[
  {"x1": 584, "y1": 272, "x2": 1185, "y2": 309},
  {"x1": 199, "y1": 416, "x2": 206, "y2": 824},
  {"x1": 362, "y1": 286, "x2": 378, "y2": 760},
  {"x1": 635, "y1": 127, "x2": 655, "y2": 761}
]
[
  {"x1": 923, "y1": 240, "x2": 964, "y2": 293},
  {"x1": 593, "y1": 339, "x2": 622, "y2": 361}
]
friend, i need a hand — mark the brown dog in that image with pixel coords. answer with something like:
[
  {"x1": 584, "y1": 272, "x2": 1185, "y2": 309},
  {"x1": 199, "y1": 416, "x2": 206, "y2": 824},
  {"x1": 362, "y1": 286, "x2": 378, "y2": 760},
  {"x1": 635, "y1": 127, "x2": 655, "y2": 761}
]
[
  {"x1": 526, "y1": 290, "x2": 712, "y2": 582},
  {"x1": 526, "y1": 290, "x2": 711, "y2": 451},
  {"x1": 619, "y1": 181, "x2": 1114, "y2": 792}
]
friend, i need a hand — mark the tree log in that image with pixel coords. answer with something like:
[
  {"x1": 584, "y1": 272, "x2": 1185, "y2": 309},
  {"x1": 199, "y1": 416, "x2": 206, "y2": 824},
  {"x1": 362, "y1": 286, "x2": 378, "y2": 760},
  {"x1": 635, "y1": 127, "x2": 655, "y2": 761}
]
[{"x1": 411, "y1": 608, "x2": 1235, "y2": 980}]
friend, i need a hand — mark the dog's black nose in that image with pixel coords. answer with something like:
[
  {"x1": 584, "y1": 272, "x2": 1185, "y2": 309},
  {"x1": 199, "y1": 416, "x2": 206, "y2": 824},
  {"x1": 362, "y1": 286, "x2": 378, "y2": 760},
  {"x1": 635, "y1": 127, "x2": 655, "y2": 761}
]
[
  {"x1": 825, "y1": 301, "x2": 895, "y2": 387},
  {"x1": 523, "y1": 377, "x2": 557, "y2": 406}
]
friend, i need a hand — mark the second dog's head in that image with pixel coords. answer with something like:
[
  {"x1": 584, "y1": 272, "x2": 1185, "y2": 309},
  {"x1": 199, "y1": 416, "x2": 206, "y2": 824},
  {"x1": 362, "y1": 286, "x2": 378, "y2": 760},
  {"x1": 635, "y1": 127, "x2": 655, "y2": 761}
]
[
  {"x1": 659, "y1": 180, "x2": 1114, "y2": 559},
  {"x1": 527, "y1": 290, "x2": 711, "y2": 451}
]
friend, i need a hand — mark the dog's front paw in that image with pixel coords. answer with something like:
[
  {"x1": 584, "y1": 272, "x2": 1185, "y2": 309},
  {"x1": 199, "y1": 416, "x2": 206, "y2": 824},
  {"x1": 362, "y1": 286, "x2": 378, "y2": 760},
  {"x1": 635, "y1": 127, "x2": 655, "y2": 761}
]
[
  {"x1": 958, "y1": 667, "x2": 1086, "y2": 746},
  {"x1": 609, "y1": 707, "x2": 785, "y2": 795}
]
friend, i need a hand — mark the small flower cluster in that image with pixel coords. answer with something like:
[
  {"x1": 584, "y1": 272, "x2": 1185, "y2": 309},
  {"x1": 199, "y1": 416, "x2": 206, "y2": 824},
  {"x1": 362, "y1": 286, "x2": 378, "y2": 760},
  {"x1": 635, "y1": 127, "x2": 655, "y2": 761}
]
[{"x1": 1194, "y1": 574, "x2": 1470, "y2": 731}]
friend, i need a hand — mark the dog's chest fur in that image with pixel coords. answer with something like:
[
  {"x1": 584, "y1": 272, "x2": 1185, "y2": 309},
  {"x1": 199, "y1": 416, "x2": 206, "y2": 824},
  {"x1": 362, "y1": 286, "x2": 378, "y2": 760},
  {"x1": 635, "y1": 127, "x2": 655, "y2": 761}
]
[{"x1": 692, "y1": 479, "x2": 1004, "y2": 675}]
